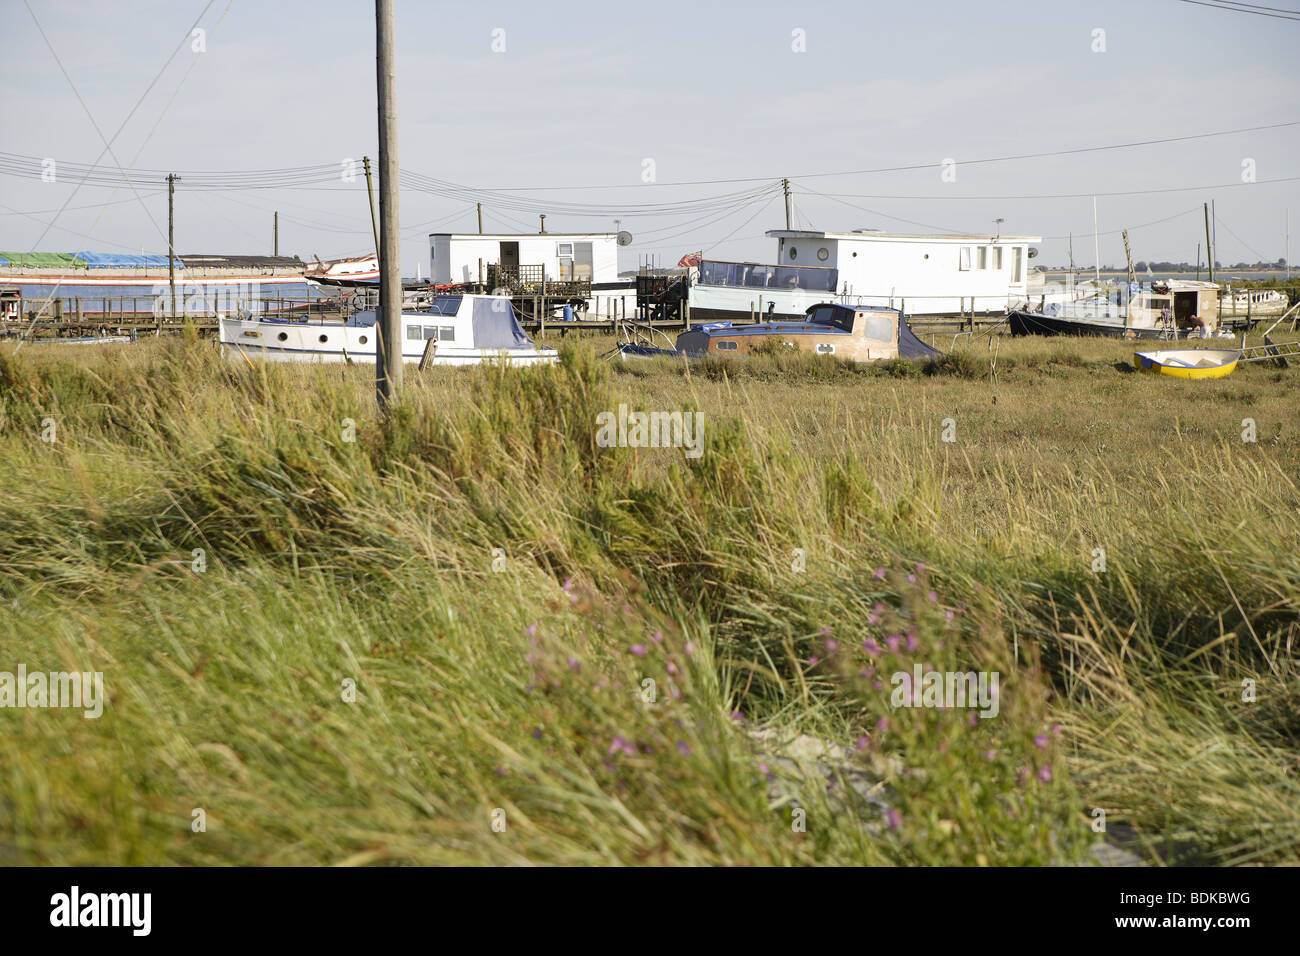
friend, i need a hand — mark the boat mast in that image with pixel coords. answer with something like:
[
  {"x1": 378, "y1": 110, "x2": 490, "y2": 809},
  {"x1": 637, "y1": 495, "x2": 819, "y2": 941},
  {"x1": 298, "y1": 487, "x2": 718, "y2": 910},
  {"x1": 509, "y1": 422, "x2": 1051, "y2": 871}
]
[{"x1": 1092, "y1": 196, "x2": 1100, "y2": 287}]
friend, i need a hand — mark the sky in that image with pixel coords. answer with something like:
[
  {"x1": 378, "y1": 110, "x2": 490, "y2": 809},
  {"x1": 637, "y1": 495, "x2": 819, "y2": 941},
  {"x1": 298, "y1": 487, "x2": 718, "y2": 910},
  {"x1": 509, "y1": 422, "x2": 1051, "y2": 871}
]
[{"x1": 1, "y1": 0, "x2": 1298, "y2": 275}]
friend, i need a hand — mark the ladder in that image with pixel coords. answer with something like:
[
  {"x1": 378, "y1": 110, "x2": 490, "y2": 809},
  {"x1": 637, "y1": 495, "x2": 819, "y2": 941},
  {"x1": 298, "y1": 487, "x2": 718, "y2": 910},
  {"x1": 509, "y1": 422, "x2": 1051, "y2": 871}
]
[{"x1": 1237, "y1": 336, "x2": 1299, "y2": 367}]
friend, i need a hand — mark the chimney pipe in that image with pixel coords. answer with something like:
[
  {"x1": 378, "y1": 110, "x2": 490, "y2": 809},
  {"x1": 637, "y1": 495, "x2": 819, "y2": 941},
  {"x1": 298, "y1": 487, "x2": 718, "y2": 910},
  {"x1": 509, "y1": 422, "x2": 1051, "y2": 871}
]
[{"x1": 539, "y1": 214, "x2": 546, "y2": 235}]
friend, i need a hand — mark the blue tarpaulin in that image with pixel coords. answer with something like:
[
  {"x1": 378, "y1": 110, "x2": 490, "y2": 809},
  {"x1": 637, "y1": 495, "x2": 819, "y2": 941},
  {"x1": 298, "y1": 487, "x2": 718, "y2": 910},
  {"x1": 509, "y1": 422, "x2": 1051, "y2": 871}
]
[{"x1": 73, "y1": 252, "x2": 180, "y2": 269}]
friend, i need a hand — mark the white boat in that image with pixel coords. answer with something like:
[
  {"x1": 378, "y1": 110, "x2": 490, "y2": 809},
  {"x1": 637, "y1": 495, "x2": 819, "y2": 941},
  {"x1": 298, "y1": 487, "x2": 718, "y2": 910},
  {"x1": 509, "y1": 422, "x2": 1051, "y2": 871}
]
[
  {"x1": 303, "y1": 254, "x2": 380, "y2": 284},
  {"x1": 1219, "y1": 288, "x2": 1289, "y2": 317},
  {"x1": 219, "y1": 293, "x2": 557, "y2": 366}
]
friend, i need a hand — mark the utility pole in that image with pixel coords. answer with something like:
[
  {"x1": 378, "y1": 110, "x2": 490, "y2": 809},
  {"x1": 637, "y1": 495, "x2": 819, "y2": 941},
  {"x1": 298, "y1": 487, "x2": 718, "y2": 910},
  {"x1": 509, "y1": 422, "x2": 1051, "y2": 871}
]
[
  {"x1": 166, "y1": 173, "x2": 180, "y2": 322},
  {"x1": 1204, "y1": 203, "x2": 1215, "y2": 284},
  {"x1": 375, "y1": 0, "x2": 402, "y2": 409},
  {"x1": 782, "y1": 178, "x2": 791, "y2": 230},
  {"x1": 273, "y1": 210, "x2": 279, "y2": 257},
  {"x1": 1122, "y1": 229, "x2": 1134, "y2": 289},
  {"x1": 477, "y1": 201, "x2": 483, "y2": 235},
  {"x1": 363, "y1": 156, "x2": 380, "y2": 260}
]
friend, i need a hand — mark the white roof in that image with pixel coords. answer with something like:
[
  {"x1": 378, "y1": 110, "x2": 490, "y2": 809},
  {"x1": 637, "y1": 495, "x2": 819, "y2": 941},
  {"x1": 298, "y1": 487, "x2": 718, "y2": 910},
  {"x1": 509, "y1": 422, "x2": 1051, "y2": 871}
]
[
  {"x1": 431, "y1": 232, "x2": 618, "y2": 240},
  {"x1": 767, "y1": 229, "x2": 1041, "y2": 243}
]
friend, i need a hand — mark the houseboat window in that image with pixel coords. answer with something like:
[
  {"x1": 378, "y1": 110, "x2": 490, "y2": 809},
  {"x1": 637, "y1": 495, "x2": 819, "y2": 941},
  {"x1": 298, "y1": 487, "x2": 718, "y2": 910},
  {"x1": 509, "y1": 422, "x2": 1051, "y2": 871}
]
[
  {"x1": 717, "y1": 341, "x2": 738, "y2": 350},
  {"x1": 817, "y1": 247, "x2": 829, "y2": 261},
  {"x1": 789, "y1": 247, "x2": 798, "y2": 261},
  {"x1": 556, "y1": 243, "x2": 574, "y2": 258},
  {"x1": 406, "y1": 324, "x2": 422, "y2": 340},
  {"x1": 1012, "y1": 247, "x2": 1022, "y2": 283},
  {"x1": 573, "y1": 242, "x2": 593, "y2": 280},
  {"x1": 977, "y1": 247, "x2": 988, "y2": 270},
  {"x1": 993, "y1": 247, "x2": 1003, "y2": 270},
  {"x1": 959, "y1": 247, "x2": 971, "y2": 270},
  {"x1": 438, "y1": 326, "x2": 454, "y2": 341}
]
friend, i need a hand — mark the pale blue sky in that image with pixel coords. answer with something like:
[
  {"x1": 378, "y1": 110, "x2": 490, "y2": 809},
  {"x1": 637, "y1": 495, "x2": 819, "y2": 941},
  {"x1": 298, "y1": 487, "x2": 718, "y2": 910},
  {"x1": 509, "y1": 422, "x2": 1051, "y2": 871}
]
[{"x1": 2, "y1": 0, "x2": 1297, "y2": 272}]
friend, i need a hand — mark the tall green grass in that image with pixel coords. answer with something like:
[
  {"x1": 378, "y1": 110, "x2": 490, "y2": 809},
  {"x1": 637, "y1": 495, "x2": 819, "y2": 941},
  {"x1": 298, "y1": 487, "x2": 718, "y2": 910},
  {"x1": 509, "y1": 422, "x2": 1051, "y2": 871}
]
[{"x1": 0, "y1": 334, "x2": 1296, "y2": 865}]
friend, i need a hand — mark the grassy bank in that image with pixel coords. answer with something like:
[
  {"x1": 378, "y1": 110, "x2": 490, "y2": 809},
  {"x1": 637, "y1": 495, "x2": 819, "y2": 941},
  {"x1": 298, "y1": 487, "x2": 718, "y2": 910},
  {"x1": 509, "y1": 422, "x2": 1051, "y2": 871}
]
[{"x1": 1, "y1": 333, "x2": 1297, "y2": 865}]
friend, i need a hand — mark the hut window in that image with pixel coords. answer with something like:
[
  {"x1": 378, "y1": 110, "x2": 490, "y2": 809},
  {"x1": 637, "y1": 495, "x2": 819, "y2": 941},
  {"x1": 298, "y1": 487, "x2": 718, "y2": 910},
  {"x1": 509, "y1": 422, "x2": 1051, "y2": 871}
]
[
  {"x1": 993, "y1": 247, "x2": 1003, "y2": 270},
  {"x1": 959, "y1": 247, "x2": 971, "y2": 271},
  {"x1": 1012, "y1": 247, "x2": 1023, "y2": 283},
  {"x1": 438, "y1": 326, "x2": 455, "y2": 341},
  {"x1": 406, "y1": 324, "x2": 422, "y2": 340},
  {"x1": 717, "y1": 341, "x2": 738, "y2": 351},
  {"x1": 976, "y1": 247, "x2": 988, "y2": 270}
]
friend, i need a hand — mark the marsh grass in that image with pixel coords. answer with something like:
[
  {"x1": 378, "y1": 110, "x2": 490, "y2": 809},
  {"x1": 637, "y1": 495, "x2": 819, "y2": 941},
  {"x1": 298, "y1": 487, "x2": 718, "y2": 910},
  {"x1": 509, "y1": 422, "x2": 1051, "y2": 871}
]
[{"x1": 0, "y1": 332, "x2": 1296, "y2": 865}]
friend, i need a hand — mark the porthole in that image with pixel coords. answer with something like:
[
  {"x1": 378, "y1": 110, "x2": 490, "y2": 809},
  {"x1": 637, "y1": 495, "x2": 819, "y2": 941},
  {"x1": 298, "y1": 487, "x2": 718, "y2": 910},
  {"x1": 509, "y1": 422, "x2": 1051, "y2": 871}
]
[
  {"x1": 817, "y1": 247, "x2": 829, "y2": 261},
  {"x1": 789, "y1": 247, "x2": 797, "y2": 261},
  {"x1": 852, "y1": 251, "x2": 858, "y2": 257},
  {"x1": 277, "y1": 332, "x2": 287, "y2": 341},
  {"x1": 319, "y1": 334, "x2": 329, "y2": 343},
  {"x1": 923, "y1": 254, "x2": 929, "y2": 260},
  {"x1": 359, "y1": 335, "x2": 368, "y2": 345}
]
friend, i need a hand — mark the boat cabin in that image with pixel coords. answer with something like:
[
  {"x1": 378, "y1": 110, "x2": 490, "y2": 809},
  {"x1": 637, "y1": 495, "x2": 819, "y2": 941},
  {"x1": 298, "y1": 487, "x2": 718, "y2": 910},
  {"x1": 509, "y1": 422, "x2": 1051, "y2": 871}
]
[
  {"x1": 1125, "y1": 280, "x2": 1219, "y2": 331},
  {"x1": 674, "y1": 303, "x2": 939, "y2": 362}
]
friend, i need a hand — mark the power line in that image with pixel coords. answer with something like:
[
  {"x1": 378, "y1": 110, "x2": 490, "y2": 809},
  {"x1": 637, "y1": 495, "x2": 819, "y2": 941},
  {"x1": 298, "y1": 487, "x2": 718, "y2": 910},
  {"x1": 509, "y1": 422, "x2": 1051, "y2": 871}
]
[
  {"x1": 1173, "y1": 0, "x2": 1300, "y2": 21},
  {"x1": 801, "y1": 174, "x2": 1300, "y2": 202}
]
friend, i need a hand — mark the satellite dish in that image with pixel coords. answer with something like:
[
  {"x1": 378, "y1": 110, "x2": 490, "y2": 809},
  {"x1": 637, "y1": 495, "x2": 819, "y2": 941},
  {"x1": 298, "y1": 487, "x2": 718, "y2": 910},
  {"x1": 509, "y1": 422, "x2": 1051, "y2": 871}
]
[
  {"x1": 1027, "y1": 247, "x2": 1039, "y2": 259},
  {"x1": 617, "y1": 231, "x2": 633, "y2": 247}
]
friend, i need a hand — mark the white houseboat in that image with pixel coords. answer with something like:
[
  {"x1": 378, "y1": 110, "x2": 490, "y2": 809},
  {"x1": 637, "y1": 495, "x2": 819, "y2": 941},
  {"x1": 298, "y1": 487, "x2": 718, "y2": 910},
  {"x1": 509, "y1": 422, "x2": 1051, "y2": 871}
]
[
  {"x1": 218, "y1": 293, "x2": 557, "y2": 366},
  {"x1": 429, "y1": 230, "x2": 636, "y2": 318},
  {"x1": 686, "y1": 229, "x2": 1041, "y2": 321}
]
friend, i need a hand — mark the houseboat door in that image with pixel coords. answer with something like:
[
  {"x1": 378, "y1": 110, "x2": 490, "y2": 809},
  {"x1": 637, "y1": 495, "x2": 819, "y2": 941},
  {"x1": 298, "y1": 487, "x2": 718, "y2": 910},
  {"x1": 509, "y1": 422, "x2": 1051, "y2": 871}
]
[{"x1": 499, "y1": 242, "x2": 520, "y2": 271}]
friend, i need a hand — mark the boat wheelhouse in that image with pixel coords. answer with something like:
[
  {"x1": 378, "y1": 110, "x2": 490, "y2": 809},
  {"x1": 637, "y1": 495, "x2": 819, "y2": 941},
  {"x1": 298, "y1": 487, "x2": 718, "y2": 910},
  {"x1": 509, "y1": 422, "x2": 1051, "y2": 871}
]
[{"x1": 218, "y1": 293, "x2": 557, "y2": 366}]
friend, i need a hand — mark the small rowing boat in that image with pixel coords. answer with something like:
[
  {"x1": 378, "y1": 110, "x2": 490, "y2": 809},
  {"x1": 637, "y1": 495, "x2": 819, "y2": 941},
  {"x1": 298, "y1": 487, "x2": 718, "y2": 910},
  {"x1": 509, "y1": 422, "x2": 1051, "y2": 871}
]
[{"x1": 1132, "y1": 348, "x2": 1240, "y2": 380}]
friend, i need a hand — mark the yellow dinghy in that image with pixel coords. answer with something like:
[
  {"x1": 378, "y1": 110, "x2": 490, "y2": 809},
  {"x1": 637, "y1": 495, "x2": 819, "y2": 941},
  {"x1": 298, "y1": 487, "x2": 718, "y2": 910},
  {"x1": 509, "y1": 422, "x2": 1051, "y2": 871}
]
[{"x1": 1133, "y1": 348, "x2": 1240, "y2": 380}]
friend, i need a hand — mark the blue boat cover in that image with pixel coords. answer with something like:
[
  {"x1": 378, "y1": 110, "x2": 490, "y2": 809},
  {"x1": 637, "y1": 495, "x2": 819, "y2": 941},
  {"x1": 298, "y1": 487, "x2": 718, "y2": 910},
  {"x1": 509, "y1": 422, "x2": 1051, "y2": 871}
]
[{"x1": 471, "y1": 296, "x2": 533, "y2": 348}]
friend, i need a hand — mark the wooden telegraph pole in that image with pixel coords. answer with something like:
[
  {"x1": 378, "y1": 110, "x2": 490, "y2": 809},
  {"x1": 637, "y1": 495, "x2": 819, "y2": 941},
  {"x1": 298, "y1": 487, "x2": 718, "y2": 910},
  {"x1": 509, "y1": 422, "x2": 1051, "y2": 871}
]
[
  {"x1": 375, "y1": 0, "x2": 402, "y2": 409},
  {"x1": 363, "y1": 156, "x2": 380, "y2": 259},
  {"x1": 166, "y1": 173, "x2": 181, "y2": 322},
  {"x1": 783, "y1": 178, "x2": 791, "y2": 230},
  {"x1": 1204, "y1": 203, "x2": 1215, "y2": 284},
  {"x1": 273, "y1": 211, "x2": 279, "y2": 256}
]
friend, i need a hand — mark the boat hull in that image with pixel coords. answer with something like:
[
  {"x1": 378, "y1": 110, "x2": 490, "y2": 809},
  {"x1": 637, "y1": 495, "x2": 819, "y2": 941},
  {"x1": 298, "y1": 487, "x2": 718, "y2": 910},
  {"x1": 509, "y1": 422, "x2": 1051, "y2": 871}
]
[
  {"x1": 1133, "y1": 349, "x2": 1239, "y2": 379},
  {"x1": 1007, "y1": 310, "x2": 1175, "y2": 339}
]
